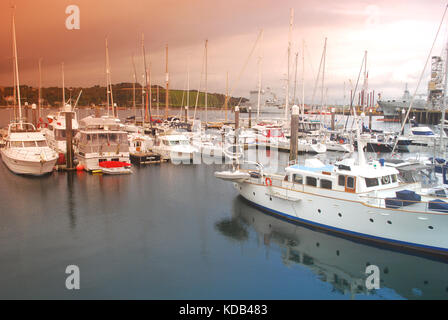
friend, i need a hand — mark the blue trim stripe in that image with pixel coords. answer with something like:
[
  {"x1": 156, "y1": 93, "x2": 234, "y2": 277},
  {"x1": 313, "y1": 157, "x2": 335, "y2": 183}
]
[{"x1": 245, "y1": 198, "x2": 448, "y2": 254}]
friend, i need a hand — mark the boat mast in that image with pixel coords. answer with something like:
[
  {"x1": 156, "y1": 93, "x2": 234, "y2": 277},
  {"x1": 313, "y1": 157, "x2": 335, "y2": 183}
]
[
  {"x1": 165, "y1": 44, "x2": 169, "y2": 120},
  {"x1": 284, "y1": 8, "x2": 294, "y2": 121},
  {"x1": 301, "y1": 39, "x2": 305, "y2": 117},
  {"x1": 142, "y1": 34, "x2": 150, "y2": 124},
  {"x1": 205, "y1": 39, "x2": 208, "y2": 124},
  {"x1": 38, "y1": 58, "x2": 42, "y2": 118},
  {"x1": 441, "y1": 38, "x2": 448, "y2": 153},
  {"x1": 131, "y1": 54, "x2": 137, "y2": 121},
  {"x1": 257, "y1": 29, "x2": 264, "y2": 122},
  {"x1": 320, "y1": 38, "x2": 327, "y2": 121},
  {"x1": 293, "y1": 52, "x2": 298, "y2": 106},
  {"x1": 12, "y1": 11, "x2": 22, "y2": 125},
  {"x1": 62, "y1": 62, "x2": 65, "y2": 107}
]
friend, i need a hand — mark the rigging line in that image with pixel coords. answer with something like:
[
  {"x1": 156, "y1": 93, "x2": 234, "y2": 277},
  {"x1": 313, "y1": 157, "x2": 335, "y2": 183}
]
[
  {"x1": 392, "y1": 3, "x2": 448, "y2": 155},
  {"x1": 345, "y1": 53, "x2": 366, "y2": 131},
  {"x1": 194, "y1": 44, "x2": 206, "y2": 120},
  {"x1": 225, "y1": 30, "x2": 263, "y2": 107}
]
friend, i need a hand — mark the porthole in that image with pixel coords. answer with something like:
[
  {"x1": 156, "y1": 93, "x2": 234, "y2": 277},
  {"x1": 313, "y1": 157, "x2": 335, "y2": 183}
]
[
  {"x1": 387, "y1": 220, "x2": 392, "y2": 225},
  {"x1": 336, "y1": 250, "x2": 340, "y2": 256},
  {"x1": 338, "y1": 213, "x2": 342, "y2": 218},
  {"x1": 318, "y1": 209, "x2": 321, "y2": 213},
  {"x1": 369, "y1": 218, "x2": 374, "y2": 223},
  {"x1": 428, "y1": 226, "x2": 434, "y2": 230},
  {"x1": 253, "y1": 192, "x2": 255, "y2": 196},
  {"x1": 269, "y1": 197, "x2": 272, "y2": 201},
  {"x1": 316, "y1": 242, "x2": 320, "y2": 247}
]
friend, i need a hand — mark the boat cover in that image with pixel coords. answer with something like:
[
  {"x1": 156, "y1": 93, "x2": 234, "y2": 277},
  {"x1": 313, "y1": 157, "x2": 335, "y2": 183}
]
[
  {"x1": 395, "y1": 190, "x2": 421, "y2": 204},
  {"x1": 428, "y1": 199, "x2": 448, "y2": 213},
  {"x1": 99, "y1": 161, "x2": 132, "y2": 168}
]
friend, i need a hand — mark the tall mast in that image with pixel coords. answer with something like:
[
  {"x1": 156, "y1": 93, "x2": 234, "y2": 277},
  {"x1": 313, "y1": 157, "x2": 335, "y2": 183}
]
[
  {"x1": 441, "y1": 39, "x2": 448, "y2": 152},
  {"x1": 293, "y1": 52, "x2": 298, "y2": 105},
  {"x1": 105, "y1": 38, "x2": 111, "y2": 116},
  {"x1": 257, "y1": 29, "x2": 264, "y2": 122},
  {"x1": 165, "y1": 44, "x2": 169, "y2": 119},
  {"x1": 205, "y1": 39, "x2": 208, "y2": 123},
  {"x1": 225, "y1": 71, "x2": 229, "y2": 122},
  {"x1": 320, "y1": 38, "x2": 327, "y2": 113},
  {"x1": 187, "y1": 55, "x2": 190, "y2": 109},
  {"x1": 284, "y1": 8, "x2": 294, "y2": 121},
  {"x1": 38, "y1": 58, "x2": 42, "y2": 118},
  {"x1": 131, "y1": 54, "x2": 137, "y2": 120},
  {"x1": 12, "y1": 11, "x2": 22, "y2": 123},
  {"x1": 301, "y1": 39, "x2": 305, "y2": 117},
  {"x1": 62, "y1": 62, "x2": 65, "y2": 107},
  {"x1": 142, "y1": 34, "x2": 149, "y2": 123}
]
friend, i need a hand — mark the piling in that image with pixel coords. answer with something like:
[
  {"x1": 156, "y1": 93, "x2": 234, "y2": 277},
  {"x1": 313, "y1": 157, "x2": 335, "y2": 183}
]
[
  {"x1": 31, "y1": 104, "x2": 37, "y2": 127},
  {"x1": 369, "y1": 107, "x2": 372, "y2": 130},
  {"x1": 65, "y1": 111, "x2": 74, "y2": 169},
  {"x1": 248, "y1": 106, "x2": 252, "y2": 128},
  {"x1": 184, "y1": 106, "x2": 188, "y2": 123},
  {"x1": 289, "y1": 105, "x2": 299, "y2": 164},
  {"x1": 331, "y1": 107, "x2": 335, "y2": 131},
  {"x1": 401, "y1": 108, "x2": 406, "y2": 135},
  {"x1": 234, "y1": 106, "x2": 240, "y2": 151}
]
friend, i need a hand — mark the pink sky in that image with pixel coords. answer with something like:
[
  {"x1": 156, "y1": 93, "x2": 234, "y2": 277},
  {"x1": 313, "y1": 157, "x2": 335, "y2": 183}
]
[{"x1": 0, "y1": 0, "x2": 447, "y2": 104}]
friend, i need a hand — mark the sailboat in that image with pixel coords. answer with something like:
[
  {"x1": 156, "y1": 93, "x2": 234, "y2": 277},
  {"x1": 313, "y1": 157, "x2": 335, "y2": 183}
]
[{"x1": 1, "y1": 12, "x2": 58, "y2": 176}]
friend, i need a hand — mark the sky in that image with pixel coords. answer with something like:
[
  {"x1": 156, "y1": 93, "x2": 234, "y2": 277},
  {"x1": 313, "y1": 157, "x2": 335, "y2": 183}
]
[{"x1": 0, "y1": 0, "x2": 448, "y2": 104}]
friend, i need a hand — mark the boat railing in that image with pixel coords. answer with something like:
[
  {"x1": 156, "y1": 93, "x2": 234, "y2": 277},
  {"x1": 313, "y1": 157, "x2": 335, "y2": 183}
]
[{"x1": 358, "y1": 194, "x2": 448, "y2": 215}]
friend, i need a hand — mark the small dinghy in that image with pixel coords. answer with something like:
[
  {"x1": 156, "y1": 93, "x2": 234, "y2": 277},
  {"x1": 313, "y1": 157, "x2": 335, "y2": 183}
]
[
  {"x1": 214, "y1": 170, "x2": 250, "y2": 183},
  {"x1": 99, "y1": 161, "x2": 132, "y2": 175}
]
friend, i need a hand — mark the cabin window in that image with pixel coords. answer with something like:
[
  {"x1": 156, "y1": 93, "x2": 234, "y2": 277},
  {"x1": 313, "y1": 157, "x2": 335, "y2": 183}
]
[
  {"x1": 36, "y1": 140, "x2": 47, "y2": 147},
  {"x1": 306, "y1": 177, "x2": 317, "y2": 187},
  {"x1": 320, "y1": 179, "x2": 332, "y2": 189},
  {"x1": 365, "y1": 178, "x2": 379, "y2": 187},
  {"x1": 23, "y1": 141, "x2": 36, "y2": 147},
  {"x1": 338, "y1": 175, "x2": 346, "y2": 187},
  {"x1": 108, "y1": 133, "x2": 118, "y2": 143},
  {"x1": 292, "y1": 174, "x2": 303, "y2": 184},
  {"x1": 163, "y1": 140, "x2": 170, "y2": 146},
  {"x1": 391, "y1": 174, "x2": 397, "y2": 183},
  {"x1": 346, "y1": 176, "x2": 355, "y2": 189},
  {"x1": 98, "y1": 133, "x2": 108, "y2": 144},
  {"x1": 381, "y1": 176, "x2": 391, "y2": 185}
]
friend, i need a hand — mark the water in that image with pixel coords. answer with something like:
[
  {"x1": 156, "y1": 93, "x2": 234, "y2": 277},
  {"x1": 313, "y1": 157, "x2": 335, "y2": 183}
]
[{"x1": 1, "y1": 107, "x2": 448, "y2": 299}]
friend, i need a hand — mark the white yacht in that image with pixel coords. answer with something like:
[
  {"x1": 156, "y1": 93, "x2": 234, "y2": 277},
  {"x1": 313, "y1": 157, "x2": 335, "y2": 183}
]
[
  {"x1": 151, "y1": 134, "x2": 198, "y2": 163},
  {"x1": 75, "y1": 116, "x2": 131, "y2": 173},
  {"x1": 1, "y1": 122, "x2": 58, "y2": 176},
  {"x1": 215, "y1": 127, "x2": 448, "y2": 256}
]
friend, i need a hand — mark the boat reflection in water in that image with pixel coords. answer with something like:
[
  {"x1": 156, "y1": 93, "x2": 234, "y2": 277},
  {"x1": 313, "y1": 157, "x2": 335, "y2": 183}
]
[{"x1": 216, "y1": 197, "x2": 448, "y2": 300}]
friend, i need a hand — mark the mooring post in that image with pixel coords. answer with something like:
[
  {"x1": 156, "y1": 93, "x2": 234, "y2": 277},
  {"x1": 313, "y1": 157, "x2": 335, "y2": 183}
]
[
  {"x1": 289, "y1": 105, "x2": 299, "y2": 164},
  {"x1": 331, "y1": 107, "x2": 335, "y2": 131},
  {"x1": 31, "y1": 104, "x2": 37, "y2": 127},
  {"x1": 248, "y1": 106, "x2": 252, "y2": 128},
  {"x1": 65, "y1": 111, "x2": 74, "y2": 169}
]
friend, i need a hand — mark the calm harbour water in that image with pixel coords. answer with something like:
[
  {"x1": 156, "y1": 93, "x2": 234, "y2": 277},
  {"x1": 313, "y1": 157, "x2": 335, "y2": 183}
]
[{"x1": 0, "y1": 107, "x2": 447, "y2": 299}]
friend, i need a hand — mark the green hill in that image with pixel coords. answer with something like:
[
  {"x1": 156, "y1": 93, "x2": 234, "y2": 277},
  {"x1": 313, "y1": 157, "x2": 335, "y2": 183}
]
[{"x1": 0, "y1": 83, "x2": 247, "y2": 109}]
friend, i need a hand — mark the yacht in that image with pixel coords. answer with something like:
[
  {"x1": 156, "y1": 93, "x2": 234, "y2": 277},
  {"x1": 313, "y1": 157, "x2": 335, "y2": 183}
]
[
  {"x1": 1, "y1": 122, "x2": 58, "y2": 175},
  {"x1": 151, "y1": 134, "x2": 198, "y2": 163},
  {"x1": 74, "y1": 116, "x2": 131, "y2": 173},
  {"x1": 215, "y1": 134, "x2": 448, "y2": 257}
]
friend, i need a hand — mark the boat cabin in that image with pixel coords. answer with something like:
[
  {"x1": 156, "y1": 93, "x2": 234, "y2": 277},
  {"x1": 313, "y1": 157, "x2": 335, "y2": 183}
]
[{"x1": 284, "y1": 159, "x2": 400, "y2": 194}]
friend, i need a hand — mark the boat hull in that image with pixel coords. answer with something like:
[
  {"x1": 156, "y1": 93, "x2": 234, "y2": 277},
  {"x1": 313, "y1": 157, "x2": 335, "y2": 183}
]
[
  {"x1": 235, "y1": 181, "x2": 448, "y2": 257},
  {"x1": 0, "y1": 149, "x2": 57, "y2": 176}
]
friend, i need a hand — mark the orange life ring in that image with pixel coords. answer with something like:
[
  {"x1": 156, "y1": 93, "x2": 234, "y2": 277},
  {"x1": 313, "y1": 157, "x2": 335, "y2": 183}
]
[{"x1": 265, "y1": 177, "x2": 272, "y2": 186}]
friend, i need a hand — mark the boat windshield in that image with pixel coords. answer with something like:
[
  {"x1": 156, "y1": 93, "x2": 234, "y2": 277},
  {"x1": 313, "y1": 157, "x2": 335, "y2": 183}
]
[{"x1": 170, "y1": 140, "x2": 189, "y2": 146}]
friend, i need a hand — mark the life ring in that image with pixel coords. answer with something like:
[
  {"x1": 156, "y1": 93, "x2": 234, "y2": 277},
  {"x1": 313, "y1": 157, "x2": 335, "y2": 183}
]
[{"x1": 265, "y1": 177, "x2": 272, "y2": 186}]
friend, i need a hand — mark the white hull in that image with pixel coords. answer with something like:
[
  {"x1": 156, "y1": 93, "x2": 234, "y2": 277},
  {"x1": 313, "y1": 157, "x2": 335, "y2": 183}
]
[
  {"x1": 234, "y1": 180, "x2": 448, "y2": 255},
  {"x1": 1, "y1": 149, "x2": 57, "y2": 175},
  {"x1": 77, "y1": 153, "x2": 130, "y2": 171}
]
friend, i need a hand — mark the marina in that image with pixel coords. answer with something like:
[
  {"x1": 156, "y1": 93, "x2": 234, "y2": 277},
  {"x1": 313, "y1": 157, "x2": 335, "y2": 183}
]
[{"x1": 2, "y1": 1, "x2": 448, "y2": 302}]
